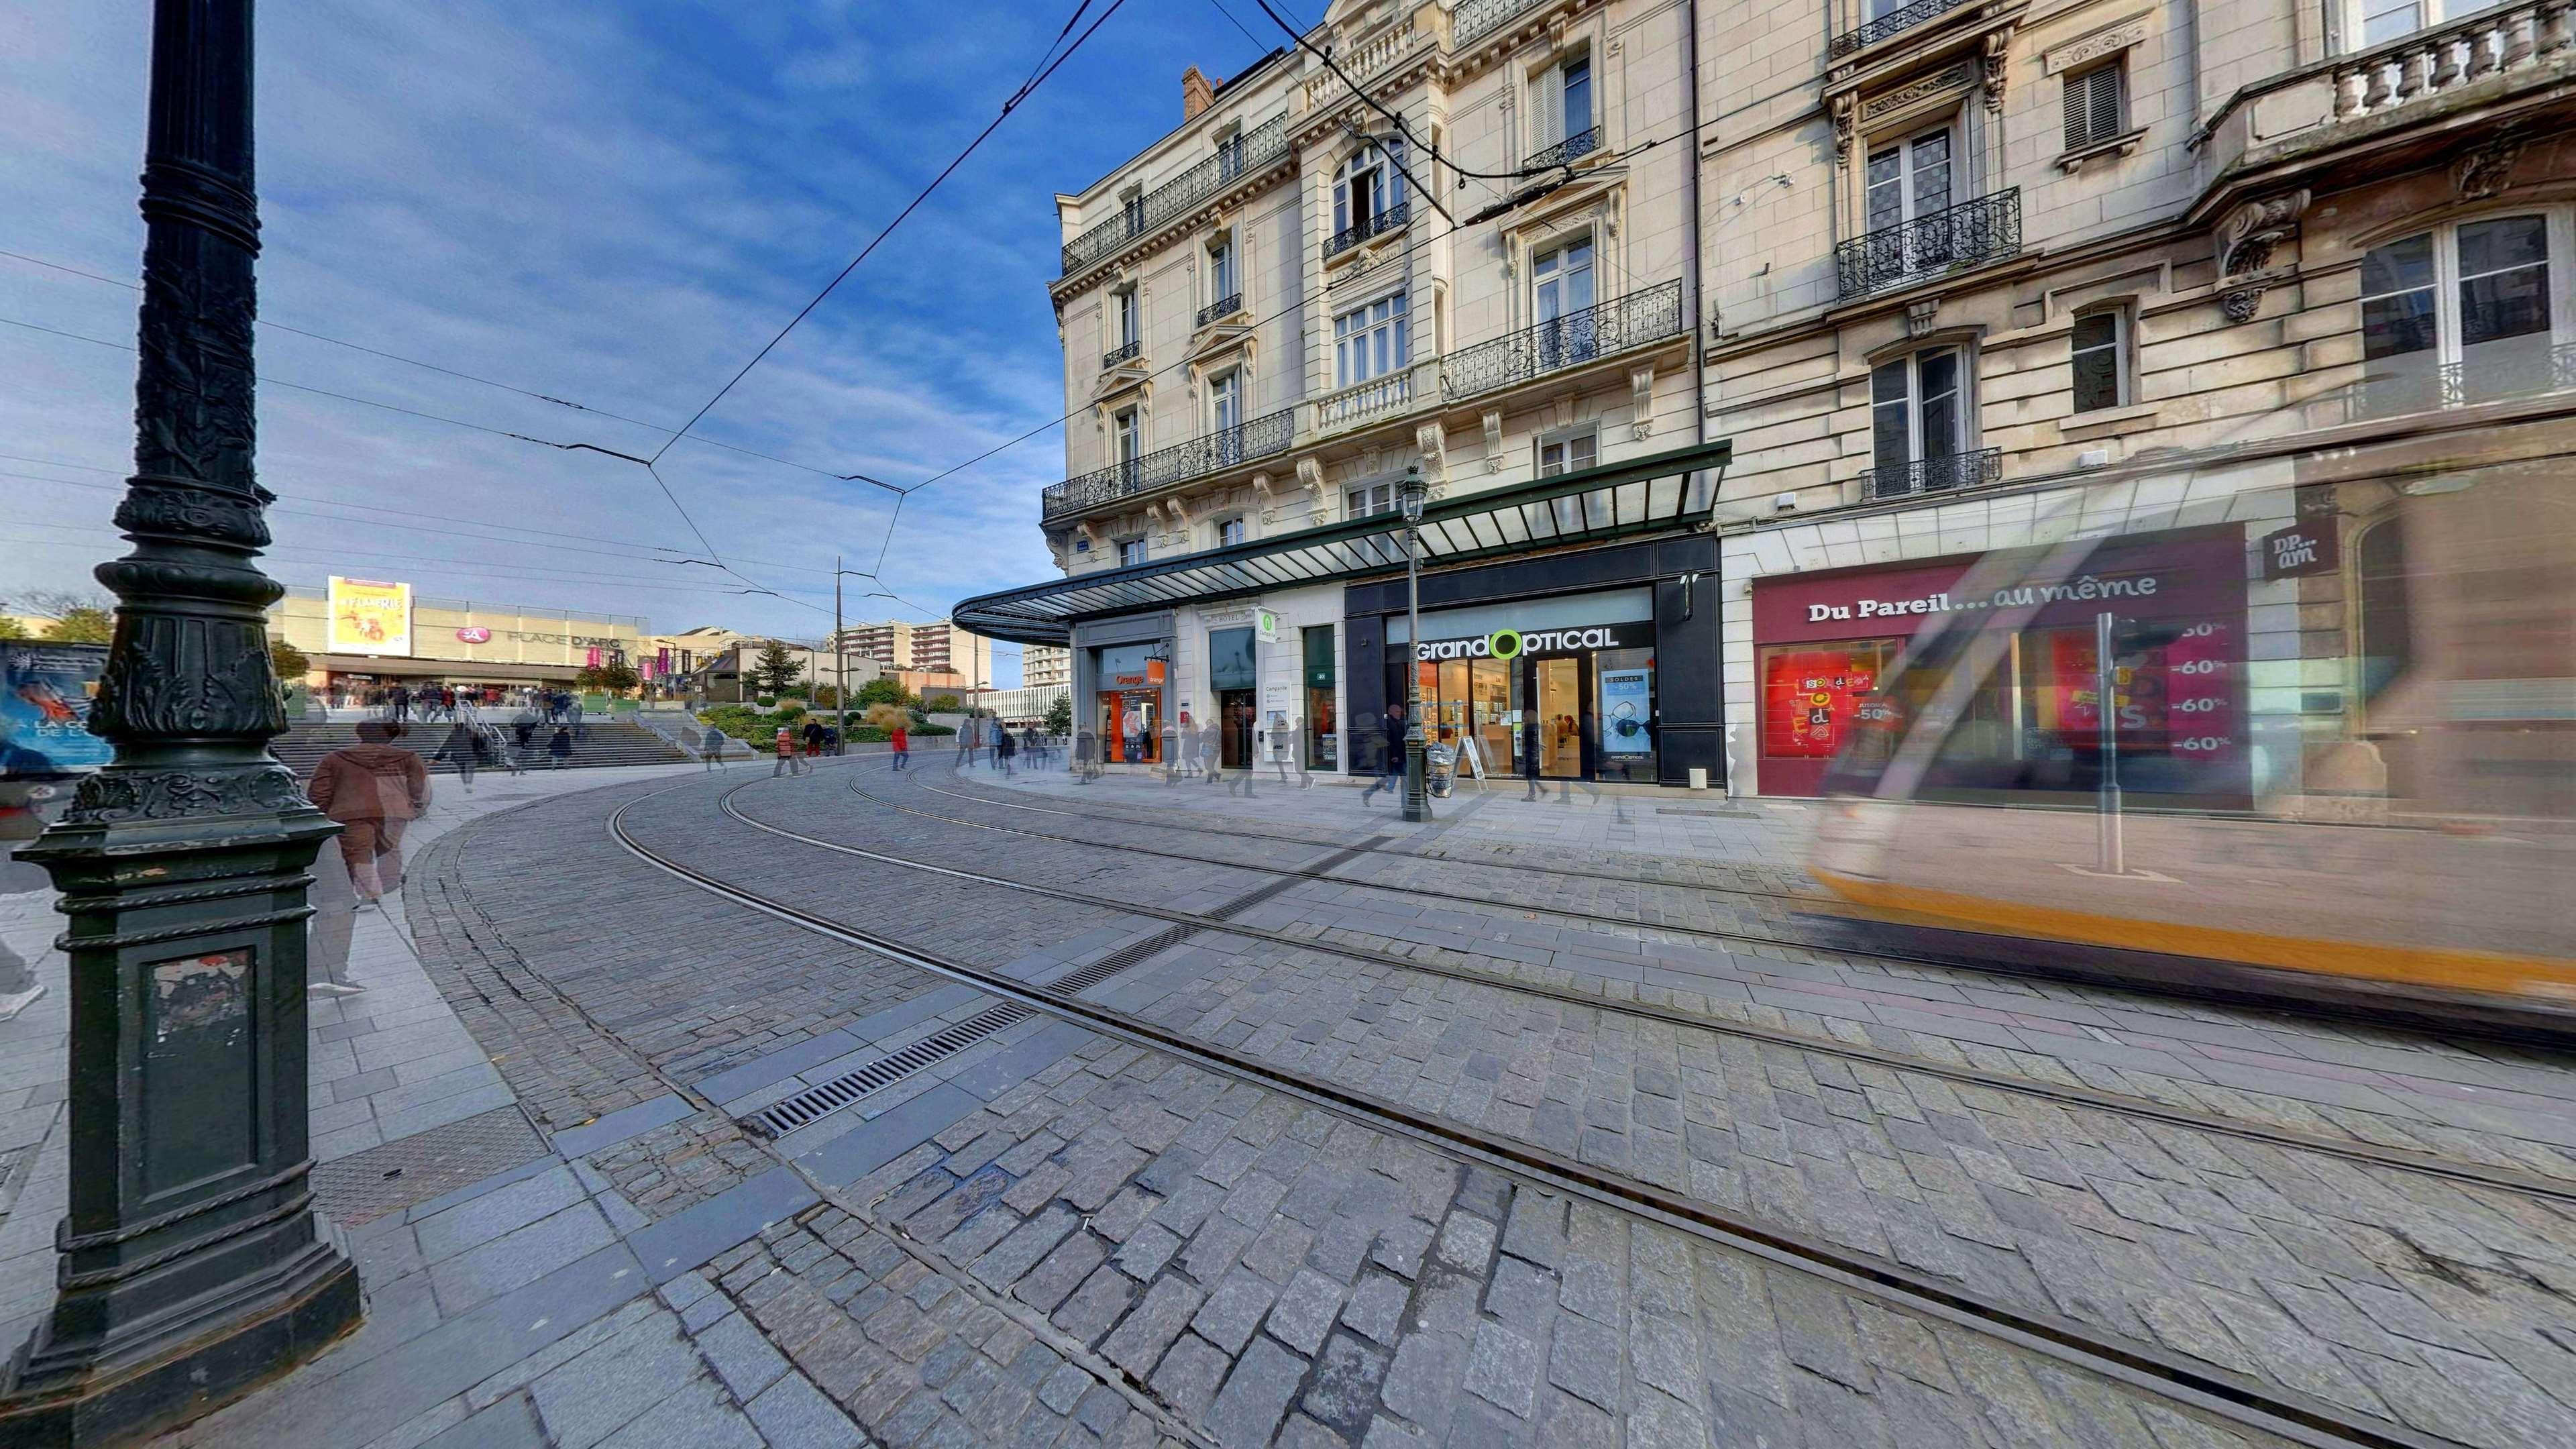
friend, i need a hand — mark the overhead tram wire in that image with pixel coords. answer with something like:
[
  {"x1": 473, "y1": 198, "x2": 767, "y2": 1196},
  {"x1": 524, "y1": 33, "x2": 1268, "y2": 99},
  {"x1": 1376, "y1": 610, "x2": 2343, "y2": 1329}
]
[
  {"x1": 643, "y1": 0, "x2": 1132, "y2": 472},
  {"x1": 0, "y1": 248, "x2": 898, "y2": 489}
]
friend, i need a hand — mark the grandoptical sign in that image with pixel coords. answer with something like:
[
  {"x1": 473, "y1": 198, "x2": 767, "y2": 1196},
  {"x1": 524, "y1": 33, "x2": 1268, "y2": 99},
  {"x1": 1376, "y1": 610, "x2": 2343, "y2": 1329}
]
[{"x1": 1414, "y1": 623, "x2": 1637, "y2": 661}]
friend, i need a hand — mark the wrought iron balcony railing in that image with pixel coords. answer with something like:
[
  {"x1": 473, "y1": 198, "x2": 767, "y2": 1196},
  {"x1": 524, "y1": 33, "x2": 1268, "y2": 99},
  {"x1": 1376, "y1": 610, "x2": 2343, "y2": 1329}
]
[
  {"x1": 1102, "y1": 339, "x2": 1140, "y2": 370},
  {"x1": 1440, "y1": 279, "x2": 1686, "y2": 402},
  {"x1": 1197, "y1": 293, "x2": 1242, "y2": 329},
  {"x1": 1522, "y1": 126, "x2": 1601, "y2": 173},
  {"x1": 1456, "y1": 0, "x2": 1549, "y2": 46},
  {"x1": 1061, "y1": 115, "x2": 1289, "y2": 276},
  {"x1": 1328, "y1": 201, "x2": 1411, "y2": 258},
  {"x1": 2343, "y1": 342, "x2": 2576, "y2": 422},
  {"x1": 1831, "y1": 0, "x2": 1977, "y2": 58},
  {"x1": 1861, "y1": 447, "x2": 2002, "y2": 501},
  {"x1": 1041, "y1": 409, "x2": 1295, "y2": 521},
  {"x1": 1835, "y1": 189, "x2": 2021, "y2": 299}
]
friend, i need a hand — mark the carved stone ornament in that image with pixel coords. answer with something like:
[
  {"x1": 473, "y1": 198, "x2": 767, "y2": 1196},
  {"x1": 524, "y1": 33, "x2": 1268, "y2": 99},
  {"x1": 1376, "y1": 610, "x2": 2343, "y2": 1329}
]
[
  {"x1": 1630, "y1": 366, "x2": 1656, "y2": 439},
  {"x1": 2219, "y1": 191, "x2": 2308, "y2": 278},
  {"x1": 2047, "y1": 19, "x2": 2147, "y2": 75},
  {"x1": 1982, "y1": 31, "x2": 2012, "y2": 112},
  {"x1": 2220, "y1": 282, "x2": 2269, "y2": 323},
  {"x1": 1415, "y1": 423, "x2": 1447, "y2": 494},
  {"x1": 1862, "y1": 64, "x2": 1974, "y2": 123},
  {"x1": 1297, "y1": 456, "x2": 1330, "y2": 522},
  {"x1": 1250, "y1": 471, "x2": 1276, "y2": 521},
  {"x1": 1832, "y1": 93, "x2": 1857, "y2": 162},
  {"x1": 1481, "y1": 410, "x2": 1505, "y2": 472},
  {"x1": 2453, "y1": 136, "x2": 2525, "y2": 201},
  {"x1": 67, "y1": 762, "x2": 304, "y2": 825}
]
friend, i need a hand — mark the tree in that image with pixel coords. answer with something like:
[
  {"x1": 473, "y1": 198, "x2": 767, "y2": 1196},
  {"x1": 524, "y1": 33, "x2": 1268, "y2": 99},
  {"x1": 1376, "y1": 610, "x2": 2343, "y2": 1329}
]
[
  {"x1": 811, "y1": 684, "x2": 842, "y2": 709},
  {"x1": 855, "y1": 677, "x2": 912, "y2": 708},
  {"x1": 577, "y1": 661, "x2": 641, "y2": 696},
  {"x1": 1044, "y1": 693, "x2": 1073, "y2": 736},
  {"x1": 43, "y1": 607, "x2": 115, "y2": 645},
  {"x1": 924, "y1": 693, "x2": 962, "y2": 713},
  {"x1": 270, "y1": 638, "x2": 311, "y2": 682},
  {"x1": 0, "y1": 614, "x2": 29, "y2": 641},
  {"x1": 747, "y1": 641, "x2": 804, "y2": 696}
]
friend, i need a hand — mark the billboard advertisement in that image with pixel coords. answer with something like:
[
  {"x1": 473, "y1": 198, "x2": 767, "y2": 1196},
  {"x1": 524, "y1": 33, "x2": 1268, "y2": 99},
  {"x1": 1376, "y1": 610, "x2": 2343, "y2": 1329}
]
[
  {"x1": 327, "y1": 576, "x2": 412, "y2": 655},
  {"x1": 1, "y1": 642, "x2": 113, "y2": 778}
]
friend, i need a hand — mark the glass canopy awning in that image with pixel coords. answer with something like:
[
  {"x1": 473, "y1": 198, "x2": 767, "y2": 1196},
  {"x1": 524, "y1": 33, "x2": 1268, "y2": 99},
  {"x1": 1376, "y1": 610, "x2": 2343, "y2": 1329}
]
[{"x1": 953, "y1": 440, "x2": 1731, "y2": 646}]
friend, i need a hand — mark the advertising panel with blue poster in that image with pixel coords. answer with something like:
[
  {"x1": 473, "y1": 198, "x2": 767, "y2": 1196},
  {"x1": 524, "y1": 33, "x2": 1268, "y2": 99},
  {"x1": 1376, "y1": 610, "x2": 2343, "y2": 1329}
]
[
  {"x1": 1, "y1": 643, "x2": 113, "y2": 779},
  {"x1": 1599, "y1": 666, "x2": 1652, "y2": 757}
]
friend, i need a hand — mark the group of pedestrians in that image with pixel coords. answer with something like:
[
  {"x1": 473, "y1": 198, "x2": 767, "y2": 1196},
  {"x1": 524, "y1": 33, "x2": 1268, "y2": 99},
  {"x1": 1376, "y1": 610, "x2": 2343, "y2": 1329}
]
[{"x1": 373, "y1": 684, "x2": 472, "y2": 722}]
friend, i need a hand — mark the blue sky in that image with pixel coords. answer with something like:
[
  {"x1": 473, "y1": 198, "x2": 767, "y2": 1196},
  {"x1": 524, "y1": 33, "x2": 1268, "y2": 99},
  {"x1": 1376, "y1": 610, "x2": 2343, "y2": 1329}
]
[{"x1": 0, "y1": 1, "x2": 1296, "y2": 686}]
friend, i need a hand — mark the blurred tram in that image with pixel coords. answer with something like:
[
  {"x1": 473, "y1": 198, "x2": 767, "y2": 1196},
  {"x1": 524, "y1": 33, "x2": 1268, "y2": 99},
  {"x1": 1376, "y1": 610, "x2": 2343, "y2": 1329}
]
[{"x1": 1803, "y1": 455, "x2": 2576, "y2": 1037}]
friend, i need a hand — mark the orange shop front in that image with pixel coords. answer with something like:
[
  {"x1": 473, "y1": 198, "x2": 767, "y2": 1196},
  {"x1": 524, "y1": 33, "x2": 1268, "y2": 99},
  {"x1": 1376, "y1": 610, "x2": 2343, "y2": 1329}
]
[{"x1": 1091, "y1": 643, "x2": 1166, "y2": 764}]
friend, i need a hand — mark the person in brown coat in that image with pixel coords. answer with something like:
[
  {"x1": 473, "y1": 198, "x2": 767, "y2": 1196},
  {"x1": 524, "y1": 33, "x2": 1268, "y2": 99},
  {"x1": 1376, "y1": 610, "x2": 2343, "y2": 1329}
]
[{"x1": 307, "y1": 720, "x2": 429, "y2": 904}]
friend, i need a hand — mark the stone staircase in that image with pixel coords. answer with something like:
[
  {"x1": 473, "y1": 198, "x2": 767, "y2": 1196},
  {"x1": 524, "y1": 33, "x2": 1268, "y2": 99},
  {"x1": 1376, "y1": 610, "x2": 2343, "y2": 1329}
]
[{"x1": 269, "y1": 718, "x2": 690, "y2": 778}]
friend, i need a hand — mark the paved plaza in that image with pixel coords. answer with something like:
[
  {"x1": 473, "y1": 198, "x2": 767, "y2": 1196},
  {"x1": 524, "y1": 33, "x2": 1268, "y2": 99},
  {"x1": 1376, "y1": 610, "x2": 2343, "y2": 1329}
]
[{"x1": 3, "y1": 754, "x2": 2573, "y2": 1448}]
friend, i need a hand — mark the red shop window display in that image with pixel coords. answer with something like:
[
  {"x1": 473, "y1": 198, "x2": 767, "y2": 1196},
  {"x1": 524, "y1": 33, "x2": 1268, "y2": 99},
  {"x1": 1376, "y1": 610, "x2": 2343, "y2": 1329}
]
[{"x1": 1760, "y1": 641, "x2": 1896, "y2": 760}]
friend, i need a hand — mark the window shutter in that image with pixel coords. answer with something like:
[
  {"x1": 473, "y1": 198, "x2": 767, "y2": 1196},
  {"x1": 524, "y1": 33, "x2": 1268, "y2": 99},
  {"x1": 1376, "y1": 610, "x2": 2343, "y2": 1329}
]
[
  {"x1": 2066, "y1": 64, "x2": 2125, "y2": 151},
  {"x1": 2092, "y1": 64, "x2": 2125, "y2": 144}
]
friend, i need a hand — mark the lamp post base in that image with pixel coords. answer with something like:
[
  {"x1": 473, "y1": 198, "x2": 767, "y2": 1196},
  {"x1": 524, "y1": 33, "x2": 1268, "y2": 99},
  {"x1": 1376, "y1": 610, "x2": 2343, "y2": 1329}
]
[{"x1": 0, "y1": 1230, "x2": 359, "y2": 1448}]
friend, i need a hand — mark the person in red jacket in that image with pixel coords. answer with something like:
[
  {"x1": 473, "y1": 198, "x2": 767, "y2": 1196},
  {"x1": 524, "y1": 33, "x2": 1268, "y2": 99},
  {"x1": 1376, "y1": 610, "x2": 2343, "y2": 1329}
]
[
  {"x1": 890, "y1": 720, "x2": 910, "y2": 771},
  {"x1": 307, "y1": 720, "x2": 429, "y2": 904}
]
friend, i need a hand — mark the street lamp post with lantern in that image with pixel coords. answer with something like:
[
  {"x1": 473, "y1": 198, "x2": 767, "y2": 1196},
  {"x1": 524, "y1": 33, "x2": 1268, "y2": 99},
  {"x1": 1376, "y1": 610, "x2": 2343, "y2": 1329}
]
[{"x1": 1399, "y1": 467, "x2": 1430, "y2": 824}]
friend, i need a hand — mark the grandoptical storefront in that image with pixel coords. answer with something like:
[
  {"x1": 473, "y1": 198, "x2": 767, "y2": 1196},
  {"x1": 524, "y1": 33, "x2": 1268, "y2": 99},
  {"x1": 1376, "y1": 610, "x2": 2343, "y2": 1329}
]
[
  {"x1": 1748, "y1": 523, "x2": 2251, "y2": 803},
  {"x1": 1344, "y1": 535, "x2": 1722, "y2": 787}
]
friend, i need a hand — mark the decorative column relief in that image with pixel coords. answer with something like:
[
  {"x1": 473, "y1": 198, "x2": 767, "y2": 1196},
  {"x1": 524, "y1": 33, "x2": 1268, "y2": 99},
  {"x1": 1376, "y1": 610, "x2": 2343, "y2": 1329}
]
[{"x1": 1629, "y1": 365, "x2": 1656, "y2": 439}]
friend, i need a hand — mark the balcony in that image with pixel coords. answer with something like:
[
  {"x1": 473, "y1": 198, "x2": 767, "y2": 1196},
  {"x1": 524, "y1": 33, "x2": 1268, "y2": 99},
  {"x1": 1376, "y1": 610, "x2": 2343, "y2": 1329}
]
[
  {"x1": 1522, "y1": 126, "x2": 1601, "y2": 173},
  {"x1": 1061, "y1": 115, "x2": 1289, "y2": 277},
  {"x1": 1832, "y1": 0, "x2": 1977, "y2": 58},
  {"x1": 1440, "y1": 279, "x2": 1687, "y2": 402},
  {"x1": 1327, "y1": 201, "x2": 1410, "y2": 258},
  {"x1": 1316, "y1": 370, "x2": 1413, "y2": 431},
  {"x1": 1861, "y1": 447, "x2": 2002, "y2": 502},
  {"x1": 1456, "y1": 0, "x2": 1549, "y2": 47},
  {"x1": 1102, "y1": 339, "x2": 1140, "y2": 370},
  {"x1": 2342, "y1": 342, "x2": 2576, "y2": 423},
  {"x1": 1834, "y1": 190, "x2": 2021, "y2": 299},
  {"x1": 1041, "y1": 409, "x2": 1294, "y2": 521},
  {"x1": 1197, "y1": 293, "x2": 1242, "y2": 329}
]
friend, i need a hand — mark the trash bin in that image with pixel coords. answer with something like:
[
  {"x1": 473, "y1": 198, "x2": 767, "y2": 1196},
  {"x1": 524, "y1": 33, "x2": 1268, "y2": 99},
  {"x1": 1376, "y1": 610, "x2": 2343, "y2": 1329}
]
[{"x1": 1426, "y1": 743, "x2": 1456, "y2": 798}]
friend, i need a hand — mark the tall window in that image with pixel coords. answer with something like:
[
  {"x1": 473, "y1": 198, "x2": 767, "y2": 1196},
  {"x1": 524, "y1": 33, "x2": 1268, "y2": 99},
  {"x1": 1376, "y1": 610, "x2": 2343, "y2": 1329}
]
[
  {"x1": 1335, "y1": 292, "x2": 1411, "y2": 386},
  {"x1": 1210, "y1": 372, "x2": 1242, "y2": 433},
  {"x1": 2063, "y1": 62, "x2": 2127, "y2": 152},
  {"x1": 1217, "y1": 517, "x2": 1247, "y2": 547},
  {"x1": 1346, "y1": 481, "x2": 1395, "y2": 518},
  {"x1": 1534, "y1": 238, "x2": 1597, "y2": 368},
  {"x1": 2351, "y1": 0, "x2": 2458, "y2": 46},
  {"x1": 1335, "y1": 142, "x2": 1407, "y2": 243},
  {"x1": 1872, "y1": 347, "x2": 1968, "y2": 477},
  {"x1": 2362, "y1": 215, "x2": 2562, "y2": 409},
  {"x1": 1113, "y1": 407, "x2": 1141, "y2": 470},
  {"x1": 1118, "y1": 538, "x2": 1146, "y2": 567},
  {"x1": 1866, "y1": 126, "x2": 1953, "y2": 233},
  {"x1": 1536, "y1": 51, "x2": 1595, "y2": 158},
  {"x1": 1114, "y1": 289, "x2": 1138, "y2": 348},
  {"x1": 1538, "y1": 428, "x2": 1599, "y2": 477},
  {"x1": 2071, "y1": 309, "x2": 2129, "y2": 413},
  {"x1": 1208, "y1": 237, "x2": 1238, "y2": 309}
]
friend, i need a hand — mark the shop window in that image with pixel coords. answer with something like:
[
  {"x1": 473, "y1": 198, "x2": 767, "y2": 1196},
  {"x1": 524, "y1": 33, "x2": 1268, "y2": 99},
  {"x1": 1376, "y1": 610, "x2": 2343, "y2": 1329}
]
[
  {"x1": 2070, "y1": 309, "x2": 2129, "y2": 413},
  {"x1": 1537, "y1": 427, "x2": 1599, "y2": 477},
  {"x1": 2062, "y1": 61, "x2": 2127, "y2": 154},
  {"x1": 1335, "y1": 292, "x2": 1410, "y2": 388},
  {"x1": 2356, "y1": 519, "x2": 2414, "y2": 703},
  {"x1": 1762, "y1": 641, "x2": 1897, "y2": 761},
  {"x1": 2361, "y1": 215, "x2": 2567, "y2": 413},
  {"x1": 1872, "y1": 346, "x2": 1970, "y2": 474},
  {"x1": 1302, "y1": 624, "x2": 1338, "y2": 769}
]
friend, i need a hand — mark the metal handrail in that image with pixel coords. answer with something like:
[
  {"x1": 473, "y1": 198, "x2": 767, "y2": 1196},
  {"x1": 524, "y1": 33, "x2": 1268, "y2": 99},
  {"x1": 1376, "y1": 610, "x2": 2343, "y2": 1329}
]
[
  {"x1": 1861, "y1": 447, "x2": 2002, "y2": 501},
  {"x1": 1439, "y1": 279, "x2": 1687, "y2": 401},
  {"x1": 1327, "y1": 201, "x2": 1411, "y2": 258},
  {"x1": 1522, "y1": 126, "x2": 1601, "y2": 173},
  {"x1": 1831, "y1": 0, "x2": 1977, "y2": 58},
  {"x1": 1061, "y1": 115, "x2": 1290, "y2": 276},
  {"x1": 1042, "y1": 409, "x2": 1295, "y2": 520},
  {"x1": 1197, "y1": 293, "x2": 1242, "y2": 328},
  {"x1": 1834, "y1": 189, "x2": 2021, "y2": 299},
  {"x1": 1102, "y1": 339, "x2": 1140, "y2": 370},
  {"x1": 2343, "y1": 342, "x2": 2576, "y2": 421}
]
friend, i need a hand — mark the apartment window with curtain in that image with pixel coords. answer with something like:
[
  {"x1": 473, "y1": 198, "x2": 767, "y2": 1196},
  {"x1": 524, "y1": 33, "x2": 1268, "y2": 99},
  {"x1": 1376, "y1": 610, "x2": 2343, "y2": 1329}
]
[
  {"x1": 1334, "y1": 292, "x2": 1410, "y2": 386},
  {"x1": 1217, "y1": 517, "x2": 1247, "y2": 547},
  {"x1": 1346, "y1": 481, "x2": 1395, "y2": 518},
  {"x1": 1537, "y1": 427, "x2": 1599, "y2": 477},
  {"x1": 1112, "y1": 407, "x2": 1142, "y2": 471},
  {"x1": 1334, "y1": 142, "x2": 1407, "y2": 244},
  {"x1": 1208, "y1": 236, "x2": 1238, "y2": 312},
  {"x1": 2062, "y1": 61, "x2": 2127, "y2": 152},
  {"x1": 1115, "y1": 289, "x2": 1138, "y2": 347},
  {"x1": 1533, "y1": 50, "x2": 1595, "y2": 160},
  {"x1": 2361, "y1": 213, "x2": 2567, "y2": 411},
  {"x1": 1872, "y1": 347, "x2": 1969, "y2": 474},
  {"x1": 1118, "y1": 538, "x2": 1146, "y2": 567},
  {"x1": 1533, "y1": 237, "x2": 1597, "y2": 368},
  {"x1": 2070, "y1": 308, "x2": 2130, "y2": 413}
]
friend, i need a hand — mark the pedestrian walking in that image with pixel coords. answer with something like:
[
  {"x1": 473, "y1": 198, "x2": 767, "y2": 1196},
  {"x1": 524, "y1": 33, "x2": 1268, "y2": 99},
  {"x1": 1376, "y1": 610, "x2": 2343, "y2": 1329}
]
[
  {"x1": 514, "y1": 712, "x2": 538, "y2": 755},
  {"x1": 547, "y1": 724, "x2": 574, "y2": 769},
  {"x1": 569, "y1": 698, "x2": 587, "y2": 740},
  {"x1": 995, "y1": 722, "x2": 1016, "y2": 777},
  {"x1": 431, "y1": 721, "x2": 487, "y2": 792},
  {"x1": 1164, "y1": 714, "x2": 1185, "y2": 784},
  {"x1": 955, "y1": 715, "x2": 974, "y2": 768},
  {"x1": 305, "y1": 722, "x2": 429, "y2": 996},
  {"x1": 773, "y1": 724, "x2": 807, "y2": 777},
  {"x1": 802, "y1": 718, "x2": 824, "y2": 757},
  {"x1": 1074, "y1": 730, "x2": 1097, "y2": 784},
  {"x1": 1201, "y1": 718, "x2": 1226, "y2": 790},
  {"x1": 890, "y1": 720, "x2": 910, "y2": 771},
  {"x1": 387, "y1": 683, "x2": 411, "y2": 723},
  {"x1": 702, "y1": 723, "x2": 729, "y2": 769},
  {"x1": 1360, "y1": 704, "x2": 1405, "y2": 806}
]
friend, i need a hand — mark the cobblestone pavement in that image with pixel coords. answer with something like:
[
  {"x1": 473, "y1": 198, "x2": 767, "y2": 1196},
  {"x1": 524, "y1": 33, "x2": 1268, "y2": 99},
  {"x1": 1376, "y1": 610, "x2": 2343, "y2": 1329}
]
[{"x1": 666, "y1": 763, "x2": 2576, "y2": 1449}]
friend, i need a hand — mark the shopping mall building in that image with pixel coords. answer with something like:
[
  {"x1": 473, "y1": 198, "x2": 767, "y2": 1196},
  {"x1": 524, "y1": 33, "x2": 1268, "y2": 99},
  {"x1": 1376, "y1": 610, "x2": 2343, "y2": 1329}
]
[
  {"x1": 955, "y1": 0, "x2": 2576, "y2": 807},
  {"x1": 267, "y1": 580, "x2": 648, "y2": 701}
]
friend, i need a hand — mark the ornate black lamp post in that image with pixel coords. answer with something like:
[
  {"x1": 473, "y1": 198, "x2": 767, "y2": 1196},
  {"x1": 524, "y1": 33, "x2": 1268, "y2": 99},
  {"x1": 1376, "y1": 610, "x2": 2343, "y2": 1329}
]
[
  {"x1": 1398, "y1": 466, "x2": 1430, "y2": 824},
  {"x1": 0, "y1": 2, "x2": 362, "y2": 1443}
]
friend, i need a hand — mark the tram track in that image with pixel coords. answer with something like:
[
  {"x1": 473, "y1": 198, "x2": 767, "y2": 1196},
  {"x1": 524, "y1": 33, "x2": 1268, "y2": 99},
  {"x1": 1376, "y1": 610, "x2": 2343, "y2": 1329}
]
[
  {"x1": 608, "y1": 773, "x2": 2458, "y2": 1449},
  {"x1": 818, "y1": 767, "x2": 2576, "y2": 1202}
]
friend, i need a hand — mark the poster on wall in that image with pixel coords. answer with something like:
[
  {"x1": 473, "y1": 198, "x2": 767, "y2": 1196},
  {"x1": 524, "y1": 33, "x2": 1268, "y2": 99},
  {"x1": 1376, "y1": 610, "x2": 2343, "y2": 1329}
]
[
  {"x1": 1, "y1": 642, "x2": 113, "y2": 777},
  {"x1": 327, "y1": 576, "x2": 413, "y2": 655},
  {"x1": 1599, "y1": 667, "x2": 1654, "y2": 756}
]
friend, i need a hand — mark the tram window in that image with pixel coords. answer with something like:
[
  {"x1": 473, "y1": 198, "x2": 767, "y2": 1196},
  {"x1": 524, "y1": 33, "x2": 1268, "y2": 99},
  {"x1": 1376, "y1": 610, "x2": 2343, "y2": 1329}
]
[{"x1": 2357, "y1": 519, "x2": 2413, "y2": 702}]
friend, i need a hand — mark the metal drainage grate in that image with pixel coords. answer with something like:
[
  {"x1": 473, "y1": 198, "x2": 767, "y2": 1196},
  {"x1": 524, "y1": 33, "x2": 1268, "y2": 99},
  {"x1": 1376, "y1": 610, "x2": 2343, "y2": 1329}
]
[
  {"x1": 744, "y1": 1003, "x2": 1032, "y2": 1138},
  {"x1": 1047, "y1": 924, "x2": 1198, "y2": 998}
]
